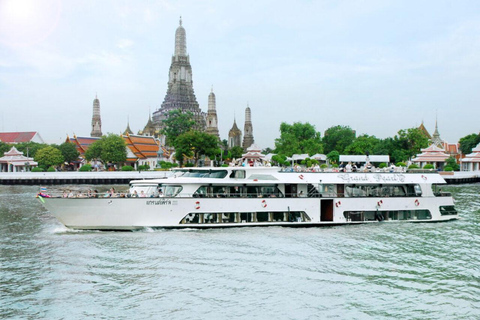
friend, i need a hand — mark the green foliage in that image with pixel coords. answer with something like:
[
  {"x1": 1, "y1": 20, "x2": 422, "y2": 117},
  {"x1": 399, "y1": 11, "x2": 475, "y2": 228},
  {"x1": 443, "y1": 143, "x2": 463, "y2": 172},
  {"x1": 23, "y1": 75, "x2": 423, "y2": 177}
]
[
  {"x1": 396, "y1": 162, "x2": 406, "y2": 167},
  {"x1": 35, "y1": 146, "x2": 64, "y2": 169},
  {"x1": 138, "y1": 164, "x2": 150, "y2": 171},
  {"x1": 423, "y1": 164, "x2": 434, "y2": 169},
  {"x1": 121, "y1": 165, "x2": 134, "y2": 171},
  {"x1": 47, "y1": 166, "x2": 56, "y2": 172},
  {"x1": 185, "y1": 162, "x2": 195, "y2": 167},
  {"x1": 323, "y1": 125, "x2": 355, "y2": 154},
  {"x1": 378, "y1": 163, "x2": 387, "y2": 168},
  {"x1": 162, "y1": 109, "x2": 196, "y2": 146},
  {"x1": 31, "y1": 167, "x2": 44, "y2": 172},
  {"x1": 272, "y1": 154, "x2": 289, "y2": 166},
  {"x1": 58, "y1": 142, "x2": 79, "y2": 163},
  {"x1": 15, "y1": 142, "x2": 48, "y2": 158},
  {"x1": 174, "y1": 131, "x2": 220, "y2": 166},
  {"x1": 79, "y1": 164, "x2": 92, "y2": 171},
  {"x1": 274, "y1": 122, "x2": 323, "y2": 156},
  {"x1": 262, "y1": 147, "x2": 273, "y2": 155},
  {"x1": 394, "y1": 128, "x2": 429, "y2": 160},
  {"x1": 444, "y1": 166, "x2": 453, "y2": 171},
  {"x1": 458, "y1": 133, "x2": 480, "y2": 155},
  {"x1": 320, "y1": 164, "x2": 328, "y2": 169},
  {"x1": 159, "y1": 161, "x2": 174, "y2": 169},
  {"x1": 84, "y1": 140, "x2": 102, "y2": 161},
  {"x1": 326, "y1": 150, "x2": 339, "y2": 165},
  {"x1": 445, "y1": 156, "x2": 460, "y2": 171},
  {"x1": 85, "y1": 134, "x2": 127, "y2": 165},
  {"x1": 344, "y1": 134, "x2": 380, "y2": 155},
  {"x1": 0, "y1": 142, "x2": 11, "y2": 157},
  {"x1": 408, "y1": 164, "x2": 419, "y2": 169},
  {"x1": 221, "y1": 164, "x2": 229, "y2": 167},
  {"x1": 230, "y1": 146, "x2": 244, "y2": 159}
]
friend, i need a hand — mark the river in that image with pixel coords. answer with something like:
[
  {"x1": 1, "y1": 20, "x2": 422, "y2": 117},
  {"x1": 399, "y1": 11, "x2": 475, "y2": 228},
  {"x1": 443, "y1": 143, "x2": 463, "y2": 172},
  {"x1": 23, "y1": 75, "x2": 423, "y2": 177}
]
[{"x1": 1, "y1": 184, "x2": 479, "y2": 319}]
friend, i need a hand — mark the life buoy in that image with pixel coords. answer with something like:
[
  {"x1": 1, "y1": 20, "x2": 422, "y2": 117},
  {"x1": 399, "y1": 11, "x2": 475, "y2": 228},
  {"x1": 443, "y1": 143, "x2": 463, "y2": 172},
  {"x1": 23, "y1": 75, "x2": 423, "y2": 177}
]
[
  {"x1": 261, "y1": 199, "x2": 267, "y2": 208},
  {"x1": 421, "y1": 175, "x2": 427, "y2": 181},
  {"x1": 335, "y1": 201, "x2": 342, "y2": 208},
  {"x1": 377, "y1": 199, "x2": 383, "y2": 207},
  {"x1": 195, "y1": 201, "x2": 200, "y2": 209},
  {"x1": 299, "y1": 174, "x2": 304, "y2": 180},
  {"x1": 414, "y1": 199, "x2": 420, "y2": 206}
]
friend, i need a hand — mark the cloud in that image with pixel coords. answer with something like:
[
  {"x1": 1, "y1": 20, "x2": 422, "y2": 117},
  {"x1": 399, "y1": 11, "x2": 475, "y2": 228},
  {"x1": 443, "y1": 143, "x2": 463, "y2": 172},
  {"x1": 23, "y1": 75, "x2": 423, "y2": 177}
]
[{"x1": 117, "y1": 39, "x2": 134, "y2": 49}]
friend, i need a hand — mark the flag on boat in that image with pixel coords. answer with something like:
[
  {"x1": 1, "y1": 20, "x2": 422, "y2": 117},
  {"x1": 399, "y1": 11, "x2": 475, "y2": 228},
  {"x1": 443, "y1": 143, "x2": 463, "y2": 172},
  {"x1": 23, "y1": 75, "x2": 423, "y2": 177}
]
[{"x1": 40, "y1": 187, "x2": 47, "y2": 192}]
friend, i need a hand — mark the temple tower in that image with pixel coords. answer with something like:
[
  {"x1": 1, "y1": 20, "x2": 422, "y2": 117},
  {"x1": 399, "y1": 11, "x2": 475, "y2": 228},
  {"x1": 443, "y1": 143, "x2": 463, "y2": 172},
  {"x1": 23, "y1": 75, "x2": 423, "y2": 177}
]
[
  {"x1": 431, "y1": 117, "x2": 444, "y2": 148},
  {"x1": 205, "y1": 87, "x2": 220, "y2": 139},
  {"x1": 152, "y1": 17, "x2": 206, "y2": 135},
  {"x1": 90, "y1": 94, "x2": 102, "y2": 137},
  {"x1": 228, "y1": 117, "x2": 242, "y2": 149},
  {"x1": 242, "y1": 105, "x2": 254, "y2": 150}
]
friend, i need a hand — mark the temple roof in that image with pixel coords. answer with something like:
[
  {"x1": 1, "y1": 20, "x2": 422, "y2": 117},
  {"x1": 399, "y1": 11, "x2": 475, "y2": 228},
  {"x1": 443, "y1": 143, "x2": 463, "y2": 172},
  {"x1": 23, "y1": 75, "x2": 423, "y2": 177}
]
[
  {"x1": 0, "y1": 132, "x2": 42, "y2": 144},
  {"x1": 123, "y1": 134, "x2": 160, "y2": 160},
  {"x1": 412, "y1": 143, "x2": 450, "y2": 163},
  {"x1": 66, "y1": 135, "x2": 100, "y2": 155},
  {"x1": 0, "y1": 146, "x2": 37, "y2": 165}
]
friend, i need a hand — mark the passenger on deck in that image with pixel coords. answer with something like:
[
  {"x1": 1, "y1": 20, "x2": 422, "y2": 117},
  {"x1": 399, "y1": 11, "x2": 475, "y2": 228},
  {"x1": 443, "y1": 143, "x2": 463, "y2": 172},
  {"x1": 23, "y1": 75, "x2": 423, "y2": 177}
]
[
  {"x1": 140, "y1": 190, "x2": 146, "y2": 197},
  {"x1": 345, "y1": 162, "x2": 352, "y2": 172}
]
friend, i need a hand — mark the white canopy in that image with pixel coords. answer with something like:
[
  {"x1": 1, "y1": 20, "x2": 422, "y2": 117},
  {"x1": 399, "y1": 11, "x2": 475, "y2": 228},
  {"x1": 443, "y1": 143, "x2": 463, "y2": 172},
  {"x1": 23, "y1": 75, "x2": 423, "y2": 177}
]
[{"x1": 339, "y1": 155, "x2": 390, "y2": 163}]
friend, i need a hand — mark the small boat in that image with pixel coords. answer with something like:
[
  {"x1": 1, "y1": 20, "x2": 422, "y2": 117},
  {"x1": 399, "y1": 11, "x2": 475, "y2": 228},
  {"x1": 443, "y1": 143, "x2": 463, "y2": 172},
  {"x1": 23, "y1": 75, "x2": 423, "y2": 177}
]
[{"x1": 37, "y1": 166, "x2": 458, "y2": 230}]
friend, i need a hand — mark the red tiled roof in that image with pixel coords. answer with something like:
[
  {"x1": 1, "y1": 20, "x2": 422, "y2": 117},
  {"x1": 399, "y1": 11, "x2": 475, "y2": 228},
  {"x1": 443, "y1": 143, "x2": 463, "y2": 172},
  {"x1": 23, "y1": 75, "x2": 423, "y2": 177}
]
[
  {"x1": 0, "y1": 132, "x2": 37, "y2": 143},
  {"x1": 66, "y1": 136, "x2": 100, "y2": 155},
  {"x1": 123, "y1": 134, "x2": 160, "y2": 160}
]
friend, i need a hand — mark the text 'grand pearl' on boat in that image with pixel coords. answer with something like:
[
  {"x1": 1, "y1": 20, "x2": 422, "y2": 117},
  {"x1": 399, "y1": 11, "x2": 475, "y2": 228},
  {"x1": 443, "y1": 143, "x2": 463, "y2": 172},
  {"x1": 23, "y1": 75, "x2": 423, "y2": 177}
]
[{"x1": 37, "y1": 166, "x2": 458, "y2": 230}]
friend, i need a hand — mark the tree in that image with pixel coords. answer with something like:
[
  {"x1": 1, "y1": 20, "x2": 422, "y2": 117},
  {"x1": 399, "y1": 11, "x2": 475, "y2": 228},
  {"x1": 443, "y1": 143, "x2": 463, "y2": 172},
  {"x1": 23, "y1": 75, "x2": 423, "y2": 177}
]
[
  {"x1": 15, "y1": 142, "x2": 48, "y2": 158},
  {"x1": 161, "y1": 109, "x2": 196, "y2": 146},
  {"x1": 35, "y1": 146, "x2": 64, "y2": 169},
  {"x1": 84, "y1": 140, "x2": 103, "y2": 162},
  {"x1": 394, "y1": 127, "x2": 429, "y2": 161},
  {"x1": 323, "y1": 125, "x2": 356, "y2": 154},
  {"x1": 58, "y1": 142, "x2": 80, "y2": 164},
  {"x1": 0, "y1": 142, "x2": 10, "y2": 157},
  {"x1": 326, "y1": 150, "x2": 339, "y2": 165},
  {"x1": 230, "y1": 146, "x2": 244, "y2": 159},
  {"x1": 85, "y1": 134, "x2": 127, "y2": 166},
  {"x1": 459, "y1": 133, "x2": 480, "y2": 155},
  {"x1": 174, "y1": 131, "x2": 220, "y2": 166},
  {"x1": 445, "y1": 156, "x2": 460, "y2": 171},
  {"x1": 344, "y1": 134, "x2": 381, "y2": 155},
  {"x1": 274, "y1": 122, "x2": 323, "y2": 156},
  {"x1": 262, "y1": 147, "x2": 274, "y2": 155}
]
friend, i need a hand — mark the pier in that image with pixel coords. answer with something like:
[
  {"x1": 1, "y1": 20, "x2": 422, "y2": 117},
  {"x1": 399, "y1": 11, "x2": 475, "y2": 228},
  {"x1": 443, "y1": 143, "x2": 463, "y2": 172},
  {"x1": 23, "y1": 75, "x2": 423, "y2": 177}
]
[{"x1": 0, "y1": 171, "x2": 171, "y2": 185}]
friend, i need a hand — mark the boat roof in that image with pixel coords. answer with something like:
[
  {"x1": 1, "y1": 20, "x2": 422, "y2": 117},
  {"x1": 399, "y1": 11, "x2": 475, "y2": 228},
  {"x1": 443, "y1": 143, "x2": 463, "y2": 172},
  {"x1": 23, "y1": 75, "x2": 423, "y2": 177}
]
[{"x1": 130, "y1": 167, "x2": 446, "y2": 185}]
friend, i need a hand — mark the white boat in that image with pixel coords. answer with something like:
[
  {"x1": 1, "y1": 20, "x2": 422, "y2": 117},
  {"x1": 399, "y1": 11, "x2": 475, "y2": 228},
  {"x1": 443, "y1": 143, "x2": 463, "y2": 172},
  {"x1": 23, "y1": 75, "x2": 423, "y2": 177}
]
[{"x1": 37, "y1": 166, "x2": 458, "y2": 230}]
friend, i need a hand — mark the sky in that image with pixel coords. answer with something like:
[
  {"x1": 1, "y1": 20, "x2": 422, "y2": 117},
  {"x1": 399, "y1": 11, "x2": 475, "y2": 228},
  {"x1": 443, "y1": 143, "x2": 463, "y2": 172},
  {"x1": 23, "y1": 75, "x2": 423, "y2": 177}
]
[{"x1": 1, "y1": 0, "x2": 479, "y2": 149}]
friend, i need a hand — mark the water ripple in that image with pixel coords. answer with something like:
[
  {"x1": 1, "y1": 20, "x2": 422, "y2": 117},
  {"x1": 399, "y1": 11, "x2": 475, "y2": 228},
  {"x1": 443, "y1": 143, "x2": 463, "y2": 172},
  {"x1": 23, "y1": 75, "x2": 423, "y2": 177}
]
[{"x1": 1, "y1": 184, "x2": 479, "y2": 319}]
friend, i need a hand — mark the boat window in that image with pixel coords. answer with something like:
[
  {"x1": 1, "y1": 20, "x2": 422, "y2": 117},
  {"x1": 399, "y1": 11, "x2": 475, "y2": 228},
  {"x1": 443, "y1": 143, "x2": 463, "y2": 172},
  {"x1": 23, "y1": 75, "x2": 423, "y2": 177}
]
[
  {"x1": 344, "y1": 184, "x2": 420, "y2": 198},
  {"x1": 439, "y1": 206, "x2": 457, "y2": 215},
  {"x1": 318, "y1": 184, "x2": 336, "y2": 197},
  {"x1": 180, "y1": 211, "x2": 311, "y2": 224},
  {"x1": 344, "y1": 210, "x2": 432, "y2": 221},
  {"x1": 129, "y1": 184, "x2": 160, "y2": 197},
  {"x1": 229, "y1": 170, "x2": 246, "y2": 179},
  {"x1": 164, "y1": 185, "x2": 183, "y2": 197},
  {"x1": 179, "y1": 170, "x2": 228, "y2": 178}
]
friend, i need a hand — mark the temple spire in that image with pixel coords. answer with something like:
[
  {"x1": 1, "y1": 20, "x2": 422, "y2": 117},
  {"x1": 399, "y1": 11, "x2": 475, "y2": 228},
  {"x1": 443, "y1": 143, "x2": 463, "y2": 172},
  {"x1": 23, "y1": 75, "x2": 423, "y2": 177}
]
[
  {"x1": 242, "y1": 104, "x2": 254, "y2": 150},
  {"x1": 174, "y1": 16, "x2": 187, "y2": 56},
  {"x1": 91, "y1": 94, "x2": 102, "y2": 137}
]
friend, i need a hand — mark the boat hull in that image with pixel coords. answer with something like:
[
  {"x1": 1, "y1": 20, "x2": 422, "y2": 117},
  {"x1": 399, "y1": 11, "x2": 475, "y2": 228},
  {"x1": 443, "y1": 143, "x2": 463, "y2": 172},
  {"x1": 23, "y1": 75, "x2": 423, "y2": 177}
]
[{"x1": 40, "y1": 196, "x2": 458, "y2": 230}]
